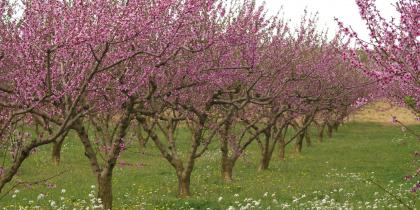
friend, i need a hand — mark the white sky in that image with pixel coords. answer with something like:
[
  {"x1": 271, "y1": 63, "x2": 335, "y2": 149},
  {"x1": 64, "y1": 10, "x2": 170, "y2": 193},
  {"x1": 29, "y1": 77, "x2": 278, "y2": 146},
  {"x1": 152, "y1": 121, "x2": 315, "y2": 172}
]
[{"x1": 255, "y1": 0, "x2": 399, "y2": 40}]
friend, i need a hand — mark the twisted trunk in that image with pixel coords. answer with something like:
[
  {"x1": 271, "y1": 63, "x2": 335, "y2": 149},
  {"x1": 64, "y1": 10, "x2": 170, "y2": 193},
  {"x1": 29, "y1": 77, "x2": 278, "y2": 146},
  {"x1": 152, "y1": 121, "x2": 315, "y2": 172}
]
[
  {"x1": 221, "y1": 160, "x2": 234, "y2": 182},
  {"x1": 258, "y1": 131, "x2": 275, "y2": 171},
  {"x1": 317, "y1": 123, "x2": 326, "y2": 143},
  {"x1": 220, "y1": 123, "x2": 236, "y2": 182},
  {"x1": 295, "y1": 131, "x2": 304, "y2": 153},
  {"x1": 136, "y1": 125, "x2": 148, "y2": 153},
  {"x1": 51, "y1": 137, "x2": 65, "y2": 165},
  {"x1": 98, "y1": 171, "x2": 113, "y2": 210},
  {"x1": 327, "y1": 123, "x2": 333, "y2": 138},
  {"x1": 74, "y1": 124, "x2": 110, "y2": 207},
  {"x1": 333, "y1": 122, "x2": 339, "y2": 132},
  {"x1": 0, "y1": 146, "x2": 34, "y2": 193},
  {"x1": 278, "y1": 137, "x2": 286, "y2": 160},
  {"x1": 0, "y1": 139, "x2": 56, "y2": 193},
  {"x1": 305, "y1": 129, "x2": 311, "y2": 147},
  {"x1": 177, "y1": 169, "x2": 191, "y2": 198},
  {"x1": 259, "y1": 149, "x2": 271, "y2": 171},
  {"x1": 221, "y1": 156, "x2": 237, "y2": 182}
]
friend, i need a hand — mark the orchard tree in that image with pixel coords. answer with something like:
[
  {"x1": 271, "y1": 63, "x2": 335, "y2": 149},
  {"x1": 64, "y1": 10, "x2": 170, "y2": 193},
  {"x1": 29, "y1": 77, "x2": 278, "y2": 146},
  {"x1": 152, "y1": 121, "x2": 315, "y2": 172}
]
[
  {"x1": 0, "y1": 0, "x2": 208, "y2": 208},
  {"x1": 216, "y1": 11, "x2": 373, "y2": 177},
  {"x1": 135, "y1": 0, "x2": 272, "y2": 196},
  {"x1": 337, "y1": 0, "x2": 419, "y2": 113},
  {"x1": 0, "y1": 0, "x2": 94, "y2": 194},
  {"x1": 60, "y1": 0, "x2": 236, "y2": 207}
]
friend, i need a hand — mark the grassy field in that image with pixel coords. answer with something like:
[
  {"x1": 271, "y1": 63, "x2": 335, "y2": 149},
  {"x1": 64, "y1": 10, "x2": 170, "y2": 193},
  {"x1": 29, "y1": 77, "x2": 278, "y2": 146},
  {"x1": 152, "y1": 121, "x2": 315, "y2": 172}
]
[
  {"x1": 349, "y1": 101, "x2": 419, "y2": 125},
  {"x1": 0, "y1": 122, "x2": 419, "y2": 209}
]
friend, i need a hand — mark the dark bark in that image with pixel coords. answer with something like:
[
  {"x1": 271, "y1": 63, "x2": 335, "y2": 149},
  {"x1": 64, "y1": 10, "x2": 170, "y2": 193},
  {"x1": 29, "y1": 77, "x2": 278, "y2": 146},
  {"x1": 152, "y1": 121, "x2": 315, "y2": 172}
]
[
  {"x1": 258, "y1": 131, "x2": 275, "y2": 171},
  {"x1": 137, "y1": 135, "x2": 147, "y2": 154},
  {"x1": 295, "y1": 131, "x2": 304, "y2": 153},
  {"x1": 292, "y1": 115, "x2": 314, "y2": 153},
  {"x1": 0, "y1": 139, "x2": 55, "y2": 193},
  {"x1": 171, "y1": 159, "x2": 193, "y2": 198},
  {"x1": 220, "y1": 133, "x2": 233, "y2": 182},
  {"x1": 51, "y1": 135, "x2": 66, "y2": 165},
  {"x1": 258, "y1": 150, "x2": 271, "y2": 171},
  {"x1": 142, "y1": 120, "x2": 196, "y2": 198},
  {"x1": 219, "y1": 122, "x2": 235, "y2": 182},
  {"x1": 333, "y1": 122, "x2": 339, "y2": 132},
  {"x1": 0, "y1": 147, "x2": 32, "y2": 193},
  {"x1": 221, "y1": 157, "x2": 235, "y2": 182},
  {"x1": 278, "y1": 138, "x2": 286, "y2": 160},
  {"x1": 74, "y1": 124, "x2": 102, "y2": 175},
  {"x1": 176, "y1": 169, "x2": 191, "y2": 198},
  {"x1": 75, "y1": 123, "x2": 122, "y2": 210},
  {"x1": 305, "y1": 129, "x2": 311, "y2": 147},
  {"x1": 317, "y1": 123, "x2": 326, "y2": 143},
  {"x1": 136, "y1": 125, "x2": 148, "y2": 152},
  {"x1": 98, "y1": 172, "x2": 113, "y2": 210},
  {"x1": 327, "y1": 123, "x2": 333, "y2": 138}
]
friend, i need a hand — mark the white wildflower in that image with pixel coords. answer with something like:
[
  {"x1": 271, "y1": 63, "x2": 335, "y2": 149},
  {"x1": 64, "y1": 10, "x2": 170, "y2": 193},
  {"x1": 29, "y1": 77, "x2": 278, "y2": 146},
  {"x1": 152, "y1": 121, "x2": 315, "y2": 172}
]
[
  {"x1": 253, "y1": 200, "x2": 260, "y2": 206},
  {"x1": 50, "y1": 200, "x2": 56, "y2": 207},
  {"x1": 37, "y1": 193, "x2": 45, "y2": 200}
]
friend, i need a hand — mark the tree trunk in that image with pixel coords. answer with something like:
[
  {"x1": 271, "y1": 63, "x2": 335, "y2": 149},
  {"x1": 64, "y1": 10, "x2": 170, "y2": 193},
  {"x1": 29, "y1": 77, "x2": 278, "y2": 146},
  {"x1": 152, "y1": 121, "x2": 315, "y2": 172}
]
[
  {"x1": 221, "y1": 158, "x2": 234, "y2": 182},
  {"x1": 259, "y1": 130, "x2": 277, "y2": 171},
  {"x1": 177, "y1": 171, "x2": 191, "y2": 198},
  {"x1": 138, "y1": 137, "x2": 147, "y2": 148},
  {"x1": 0, "y1": 151, "x2": 29, "y2": 193},
  {"x1": 333, "y1": 122, "x2": 339, "y2": 131},
  {"x1": 75, "y1": 125, "x2": 102, "y2": 175},
  {"x1": 220, "y1": 126, "x2": 235, "y2": 182},
  {"x1": 98, "y1": 172, "x2": 113, "y2": 210},
  {"x1": 0, "y1": 140, "x2": 55, "y2": 193},
  {"x1": 74, "y1": 124, "x2": 111, "y2": 208},
  {"x1": 327, "y1": 124, "x2": 333, "y2": 138},
  {"x1": 295, "y1": 132, "x2": 304, "y2": 153},
  {"x1": 51, "y1": 140, "x2": 64, "y2": 165},
  {"x1": 258, "y1": 133, "x2": 271, "y2": 171},
  {"x1": 258, "y1": 151, "x2": 270, "y2": 171},
  {"x1": 317, "y1": 123, "x2": 325, "y2": 143},
  {"x1": 278, "y1": 138, "x2": 286, "y2": 160},
  {"x1": 136, "y1": 126, "x2": 148, "y2": 154},
  {"x1": 305, "y1": 130, "x2": 311, "y2": 147}
]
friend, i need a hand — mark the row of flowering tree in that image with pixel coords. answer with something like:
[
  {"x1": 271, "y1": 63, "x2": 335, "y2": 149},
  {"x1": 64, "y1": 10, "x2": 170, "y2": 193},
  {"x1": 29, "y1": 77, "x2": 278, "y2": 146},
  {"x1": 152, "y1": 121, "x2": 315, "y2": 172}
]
[
  {"x1": 337, "y1": 0, "x2": 419, "y2": 196},
  {"x1": 0, "y1": 0, "x2": 375, "y2": 209},
  {"x1": 338, "y1": 0, "x2": 419, "y2": 115}
]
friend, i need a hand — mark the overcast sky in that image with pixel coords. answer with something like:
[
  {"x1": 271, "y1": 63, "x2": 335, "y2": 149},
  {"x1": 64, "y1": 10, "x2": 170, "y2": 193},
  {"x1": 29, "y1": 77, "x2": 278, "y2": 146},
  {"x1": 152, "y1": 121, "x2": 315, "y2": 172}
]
[{"x1": 254, "y1": 0, "x2": 399, "y2": 40}]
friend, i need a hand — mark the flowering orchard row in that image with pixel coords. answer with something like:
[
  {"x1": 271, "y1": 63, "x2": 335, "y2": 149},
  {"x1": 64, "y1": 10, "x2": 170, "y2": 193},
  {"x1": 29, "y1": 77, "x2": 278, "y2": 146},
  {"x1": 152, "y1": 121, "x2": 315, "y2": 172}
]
[
  {"x1": 338, "y1": 0, "x2": 419, "y2": 113},
  {"x1": 0, "y1": 0, "x2": 417, "y2": 209}
]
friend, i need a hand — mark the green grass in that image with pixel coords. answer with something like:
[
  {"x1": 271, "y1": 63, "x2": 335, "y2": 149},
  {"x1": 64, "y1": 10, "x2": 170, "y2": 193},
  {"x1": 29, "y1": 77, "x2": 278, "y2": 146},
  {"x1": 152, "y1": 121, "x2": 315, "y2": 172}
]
[{"x1": 0, "y1": 122, "x2": 419, "y2": 209}]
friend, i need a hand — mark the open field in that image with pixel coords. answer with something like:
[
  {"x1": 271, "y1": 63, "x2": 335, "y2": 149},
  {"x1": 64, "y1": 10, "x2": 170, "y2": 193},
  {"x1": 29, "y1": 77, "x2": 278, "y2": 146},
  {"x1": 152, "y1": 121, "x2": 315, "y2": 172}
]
[
  {"x1": 350, "y1": 101, "x2": 419, "y2": 125},
  {"x1": 0, "y1": 122, "x2": 419, "y2": 209}
]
